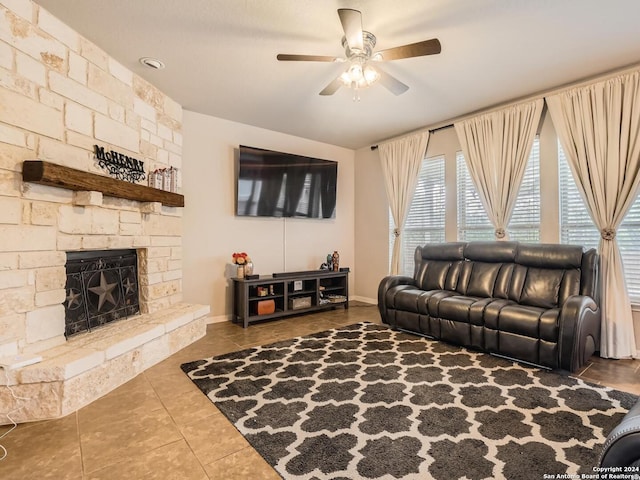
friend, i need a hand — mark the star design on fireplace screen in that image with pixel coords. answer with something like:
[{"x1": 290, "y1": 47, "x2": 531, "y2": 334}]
[
  {"x1": 88, "y1": 271, "x2": 118, "y2": 312},
  {"x1": 66, "y1": 288, "x2": 82, "y2": 309},
  {"x1": 123, "y1": 276, "x2": 136, "y2": 295}
]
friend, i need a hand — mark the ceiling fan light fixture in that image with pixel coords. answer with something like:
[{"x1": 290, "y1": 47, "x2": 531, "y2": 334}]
[{"x1": 339, "y1": 60, "x2": 379, "y2": 89}]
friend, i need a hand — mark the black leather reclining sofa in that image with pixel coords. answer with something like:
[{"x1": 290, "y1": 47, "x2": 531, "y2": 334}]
[{"x1": 378, "y1": 241, "x2": 600, "y2": 372}]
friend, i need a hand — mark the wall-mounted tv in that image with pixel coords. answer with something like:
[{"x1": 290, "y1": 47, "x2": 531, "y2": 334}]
[{"x1": 236, "y1": 145, "x2": 337, "y2": 219}]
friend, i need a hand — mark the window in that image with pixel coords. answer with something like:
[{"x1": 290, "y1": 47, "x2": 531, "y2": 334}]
[
  {"x1": 558, "y1": 144, "x2": 599, "y2": 249},
  {"x1": 390, "y1": 155, "x2": 446, "y2": 275},
  {"x1": 558, "y1": 142, "x2": 640, "y2": 302},
  {"x1": 457, "y1": 137, "x2": 540, "y2": 241}
]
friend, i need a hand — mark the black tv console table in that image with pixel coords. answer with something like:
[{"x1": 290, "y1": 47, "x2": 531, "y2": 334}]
[{"x1": 232, "y1": 270, "x2": 349, "y2": 328}]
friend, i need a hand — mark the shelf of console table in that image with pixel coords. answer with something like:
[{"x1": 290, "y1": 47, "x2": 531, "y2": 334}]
[
  {"x1": 22, "y1": 160, "x2": 184, "y2": 207},
  {"x1": 232, "y1": 269, "x2": 349, "y2": 328}
]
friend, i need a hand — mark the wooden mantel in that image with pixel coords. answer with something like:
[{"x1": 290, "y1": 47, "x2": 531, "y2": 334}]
[{"x1": 22, "y1": 161, "x2": 184, "y2": 208}]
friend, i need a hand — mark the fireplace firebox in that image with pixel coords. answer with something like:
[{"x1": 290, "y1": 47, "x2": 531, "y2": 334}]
[{"x1": 64, "y1": 249, "x2": 140, "y2": 337}]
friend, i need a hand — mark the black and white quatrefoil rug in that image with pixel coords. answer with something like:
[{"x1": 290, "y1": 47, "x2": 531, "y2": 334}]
[{"x1": 181, "y1": 323, "x2": 637, "y2": 480}]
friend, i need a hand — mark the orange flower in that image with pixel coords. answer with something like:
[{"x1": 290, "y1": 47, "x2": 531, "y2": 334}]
[{"x1": 232, "y1": 252, "x2": 251, "y2": 265}]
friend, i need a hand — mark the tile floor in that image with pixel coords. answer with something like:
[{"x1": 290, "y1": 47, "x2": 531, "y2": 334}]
[{"x1": 0, "y1": 302, "x2": 638, "y2": 480}]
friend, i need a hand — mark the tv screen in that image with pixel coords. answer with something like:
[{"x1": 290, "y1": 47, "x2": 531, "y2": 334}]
[{"x1": 236, "y1": 145, "x2": 337, "y2": 218}]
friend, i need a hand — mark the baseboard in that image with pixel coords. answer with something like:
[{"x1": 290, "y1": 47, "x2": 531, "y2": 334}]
[
  {"x1": 350, "y1": 296, "x2": 377, "y2": 305},
  {"x1": 206, "y1": 314, "x2": 232, "y2": 324}
]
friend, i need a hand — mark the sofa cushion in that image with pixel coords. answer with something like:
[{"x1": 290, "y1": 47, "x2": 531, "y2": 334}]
[
  {"x1": 464, "y1": 241, "x2": 518, "y2": 262},
  {"x1": 494, "y1": 304, "x2": 559, "y2": 340},
  {"x1": 418, "y1": 290, "x2": 458, "y2": 317},
  {"x1": 516, "y1": 243, "x2": 583, "y2": 269},
  {"x1": 466, "y1": 262, "x2": 501, "y2": 297},
  {"x1": 417, "y1": 260, "x2": 452, "y2": 291},
  {"x1": 520, "y1": 268, "x2": 564, "y2": 308},
  {"x1": 384, "y1": 285, "x2": 417, "y2": 308},
  {"x1": 438, "y1": 295, "x2": 479, "y2": 322},
  {"x1": 391, "y1": 288, "x2": 423, "y2": 313}
]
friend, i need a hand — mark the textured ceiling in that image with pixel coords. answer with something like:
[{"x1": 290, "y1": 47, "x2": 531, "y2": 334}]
[{"x1": 34, "y1": 0, "x2": 640, "y2": 149}]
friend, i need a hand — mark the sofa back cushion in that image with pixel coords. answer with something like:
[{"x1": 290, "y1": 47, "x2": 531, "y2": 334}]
[
  {"x1": 519, "y1": 267, "x2": 564, "y2": 308},
  {"x1": 464, "y1": 262, "x2": 502, "y2": 297},
  {"x1": 415, "y1": 243, "x2": 465, "y2": 290},
  {"x1": 417, "y1": 261, "x2": 454, "y2": 291},
  {"x1": 456, "y1": 242, "x2": 518, "y2": 297},
  {"x1": 514, "y1": 243, "x2": 585, "y2": 307}
]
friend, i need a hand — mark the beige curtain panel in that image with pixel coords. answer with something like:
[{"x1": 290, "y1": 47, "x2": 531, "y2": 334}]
[
  {"x1": 454, "y1": 99, "x2": 544, "y2": 240},
  {"x1": 546, "y1": 70, "x2": 640, "y2": 359},
  {"x1": 379, "y1": 131, "x2": 430, "y2": 275}
]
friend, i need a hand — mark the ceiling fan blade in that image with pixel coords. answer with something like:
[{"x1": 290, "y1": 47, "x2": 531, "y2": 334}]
[
  {"x1": 377, "y1": 38, "x2": 441, "y2": 61},
  {"x1": 377, "y1": 68, "x2": 409, "y2": 95},
  {"x1": 338, "y1": 8, "x2": 364, "y2": 52},
  {"x1": 319, "y1": 72, "x2": 346, "y2": 96},
  {"x1": 277, "y1": 54, "x2": 339, "y2": 62}
]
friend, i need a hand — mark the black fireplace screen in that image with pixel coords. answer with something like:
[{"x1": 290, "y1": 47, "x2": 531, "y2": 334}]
[{"x1": 64, "y1": 249, "x2": 140, "y2": 337}]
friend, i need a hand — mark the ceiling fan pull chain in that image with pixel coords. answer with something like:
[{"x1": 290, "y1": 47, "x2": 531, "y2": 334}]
[{"x1": 352, "y1": 83, "x2": 361, "y2": 102}]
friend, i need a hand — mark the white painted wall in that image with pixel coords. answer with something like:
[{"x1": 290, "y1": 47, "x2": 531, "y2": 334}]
[
  {"x1": 181, "y1": 111, "x2": 355, "y2": 320},
  {"x1": 354, "y1": 145, "x2": 389, "y2": 304}
]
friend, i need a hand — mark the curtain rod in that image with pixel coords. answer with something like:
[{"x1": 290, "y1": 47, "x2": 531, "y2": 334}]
[{"x1": 370, "y1": 124, "x2": 454, "y2": 150}]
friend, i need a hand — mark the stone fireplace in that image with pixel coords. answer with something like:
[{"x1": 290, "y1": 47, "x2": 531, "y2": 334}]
[
  {"x1": 0, "y1": 187, "x2": 210, "y2": 424},
  {"x1": 0, "y1": 0, "x2": 209, "y2": 424}
]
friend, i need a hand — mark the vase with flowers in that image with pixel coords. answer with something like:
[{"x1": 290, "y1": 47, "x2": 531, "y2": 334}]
[{"x1": 232, "y1": 252, "x2": 252, "y2": 278}]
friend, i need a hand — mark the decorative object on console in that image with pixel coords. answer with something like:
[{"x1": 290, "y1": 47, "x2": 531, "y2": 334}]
[
  {"x1": 232, "y1": 252, "x2": 252, "y2": 278},
  {"x1": 257, "y1": 299, "x2": 276, "y2": 315},
  {"x1": 332, "y1": 250, "x2": 340, "y2": 271},
  {"x1": 289, "y1": 296, "x2": 312, "y2": 310}
]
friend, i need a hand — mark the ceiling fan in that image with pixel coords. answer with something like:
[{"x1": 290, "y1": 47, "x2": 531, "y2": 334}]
[{"x1": 277, "y1": 8, "x2": 441, "y2": 98}]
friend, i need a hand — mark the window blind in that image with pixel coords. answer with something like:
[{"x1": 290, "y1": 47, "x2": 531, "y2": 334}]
[
  {"x1": 389, "y1": 156, "x2": 446, "y2": 276},
  {"x1": 456, "y1": 137, "x2": 540, "y2": 241},
  {"x1": 558, "y1": 142, "x2": 640, "y2": 302}
]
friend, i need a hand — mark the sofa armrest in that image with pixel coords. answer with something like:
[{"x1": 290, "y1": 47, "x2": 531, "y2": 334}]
[
  {"x1": 558, "y1": 295, "x2": 600, "y2": 372},
  {"x1": 600, "y1": 398, "x2": 640, "y2": 468},
  {"x1": 377, "y1": 275, "x2": 416, "y2": 325}
]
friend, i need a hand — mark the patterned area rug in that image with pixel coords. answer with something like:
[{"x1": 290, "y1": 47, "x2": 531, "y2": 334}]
[{"x1": 181, "y1": 323, "x2": 637, "y2": 480}]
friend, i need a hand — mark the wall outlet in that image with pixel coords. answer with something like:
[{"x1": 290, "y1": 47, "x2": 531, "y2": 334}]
[{"x1": 0, "y1": 354, "x2": 43, "y2": 370}]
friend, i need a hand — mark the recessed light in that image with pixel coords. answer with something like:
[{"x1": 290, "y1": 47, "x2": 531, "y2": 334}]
[{"x1": 139, "y1": 57, "x2": 165, "y2": 70}]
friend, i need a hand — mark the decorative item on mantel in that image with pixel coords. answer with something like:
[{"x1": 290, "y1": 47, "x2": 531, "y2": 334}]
[
  {"x1": 232, "y1": 252, "x2": 253, "y2": 278},
  {"x1": 94, "y1": 145, "x2": 145, "y2": 183},
  {"x1": 148, "y1": 166, "x2": 180, "y2": 193}
]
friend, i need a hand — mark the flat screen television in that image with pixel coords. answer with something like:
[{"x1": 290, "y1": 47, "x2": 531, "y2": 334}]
[{"x1": 236, "y1": 145, "x2": 337, "y2": 218}]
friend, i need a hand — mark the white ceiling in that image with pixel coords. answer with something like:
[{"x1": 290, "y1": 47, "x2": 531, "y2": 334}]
[{"x1": 34, "y1": 0, "x2": 640, "y2": 149}]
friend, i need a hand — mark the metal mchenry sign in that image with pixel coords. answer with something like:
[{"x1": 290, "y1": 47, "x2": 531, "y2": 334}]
[{"x1": 94, "y1": 145, "x2": 146, "y2": 183}]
